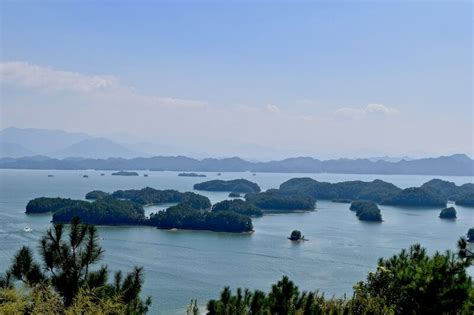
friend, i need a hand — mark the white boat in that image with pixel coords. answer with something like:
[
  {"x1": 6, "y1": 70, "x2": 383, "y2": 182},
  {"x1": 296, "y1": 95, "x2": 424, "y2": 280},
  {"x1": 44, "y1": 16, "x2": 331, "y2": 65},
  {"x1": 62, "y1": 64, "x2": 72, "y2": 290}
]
[{"x1": 24, "y1": 226, "x2": 32, "y2": 232}]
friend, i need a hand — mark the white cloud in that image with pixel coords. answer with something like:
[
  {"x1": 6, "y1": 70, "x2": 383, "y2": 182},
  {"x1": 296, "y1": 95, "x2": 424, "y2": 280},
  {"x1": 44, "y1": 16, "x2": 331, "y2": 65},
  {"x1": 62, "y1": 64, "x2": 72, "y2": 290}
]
[
  {"x1": 0, "y1": 61, "x2": 119, "y2": 92},
  {"x1": 335, "y1": 103, "x2": 399, "y2": 119},
  {"x1": 0, "y1": 61, "x2": 207, "y2": 110},
  {"x1": 264, "y1": 104, "x2": 281, "y2": 114}
]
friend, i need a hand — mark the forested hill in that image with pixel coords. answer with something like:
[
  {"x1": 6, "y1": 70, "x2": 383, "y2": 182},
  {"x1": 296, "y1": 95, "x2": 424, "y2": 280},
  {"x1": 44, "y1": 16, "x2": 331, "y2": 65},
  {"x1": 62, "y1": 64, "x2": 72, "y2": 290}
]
[{"x1": 0, "y1": 154, "x2": 472, "y2": 176}]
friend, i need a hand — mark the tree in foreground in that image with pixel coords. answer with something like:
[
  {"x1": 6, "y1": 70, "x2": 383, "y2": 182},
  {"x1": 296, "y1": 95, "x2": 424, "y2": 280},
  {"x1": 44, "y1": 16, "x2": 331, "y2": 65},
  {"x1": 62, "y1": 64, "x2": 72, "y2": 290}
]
[
  {"x1": 0, "y1": 217, "x2": 151, "y2": 314},
  {"x1": 201, "y1": 238, "x2": 473, "y2": 314}
]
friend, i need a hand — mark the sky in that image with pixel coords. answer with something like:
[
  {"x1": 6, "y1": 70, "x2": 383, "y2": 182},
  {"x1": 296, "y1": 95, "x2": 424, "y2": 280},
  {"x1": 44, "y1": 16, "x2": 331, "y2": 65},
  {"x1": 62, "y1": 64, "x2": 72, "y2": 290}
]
[{"x1": 1, "y1": 0, "x2": 472, "y2": 159}]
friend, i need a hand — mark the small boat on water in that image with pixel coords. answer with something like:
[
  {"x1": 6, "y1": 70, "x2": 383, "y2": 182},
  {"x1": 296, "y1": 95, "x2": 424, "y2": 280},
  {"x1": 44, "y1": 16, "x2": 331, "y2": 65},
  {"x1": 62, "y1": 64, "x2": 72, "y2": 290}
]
[
  {"x1": 47, "y1": 174, "x2": 54, "y2": 177},
  {"x1": 24, "y1": 226, "x2": 32, "y2": 232},
  {"x1": 144, "y1": 174, "x2": 149, "y2": 177},
  {"x1": 83, "y1": 175, "x2": 89, "y2": 178}
]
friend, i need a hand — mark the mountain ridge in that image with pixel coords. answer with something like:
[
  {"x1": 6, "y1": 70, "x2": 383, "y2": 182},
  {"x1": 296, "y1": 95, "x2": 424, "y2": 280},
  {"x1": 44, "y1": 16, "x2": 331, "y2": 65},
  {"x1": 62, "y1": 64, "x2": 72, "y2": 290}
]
[{"x1": 0, "y1": 153, "x2": 472, "y2": 176}]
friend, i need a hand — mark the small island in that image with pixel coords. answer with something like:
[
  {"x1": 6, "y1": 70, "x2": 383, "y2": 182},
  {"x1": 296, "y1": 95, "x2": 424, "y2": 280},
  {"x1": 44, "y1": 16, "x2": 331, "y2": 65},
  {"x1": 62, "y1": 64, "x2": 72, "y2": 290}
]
[
  {"x1": 350, "y1": 200, "x2": 382, "y2": 222},
  {"x1": 26, "y1": 197, "x2": 89, "y2": 214},
  {"x1": 194, "y1": 179, "x2": 261, "y2": 193},
  {"x1": 149, "y1": 204, "x2": 253, "y2": 233},
  {"x1": 439, "y1": 207, "x2": 456, "y2": 219},
  {"x1": 89, "y1": 187, "x2": 212, "y2": 210},
  {"x1": 468, "y1": 228, "x2": 474, "y2": 242},
  {"x1": 228, "y1": 192, "x2": 241, "y2": 198},
  {"x1": 455, "y1": 192, "x2": 474, "y2": 207},
  {"x1": 85, "y1": 190, "x2": 109, "y2": 200},
  {"x1": 212, "y1": 199, "x2": 262, "y2": 217},
  {"x1": 178, "y1": 172, "x2": 206, "y2": 177},
  {"x1": 111, "y1": 171, "x2": 139, "y2": 176},
  {"x1": 380, "y1": 187, "x2": 446, "y2": 207},
  {"x1": 279, "y1": 178, "x2": 401, "y2": 203},
  {"x1": 288, "y1": 230, "x2": 305, "y2": 241},
  {"x1": 245, "y1": 189, "x2": 315, "y2": 212}
]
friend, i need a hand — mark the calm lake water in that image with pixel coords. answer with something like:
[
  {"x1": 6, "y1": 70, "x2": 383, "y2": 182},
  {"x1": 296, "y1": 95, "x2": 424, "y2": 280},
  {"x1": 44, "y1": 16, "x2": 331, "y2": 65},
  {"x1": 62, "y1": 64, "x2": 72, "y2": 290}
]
[{"x1": 0, "y1": 170, "x2": 473, "y2": 314}]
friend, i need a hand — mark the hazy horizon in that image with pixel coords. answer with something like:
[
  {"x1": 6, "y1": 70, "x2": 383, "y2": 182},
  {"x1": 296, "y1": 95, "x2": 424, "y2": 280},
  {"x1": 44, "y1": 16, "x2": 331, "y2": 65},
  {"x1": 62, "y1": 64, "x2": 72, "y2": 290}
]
[{"x1": 1, "y1": 1, "x2": 473, "y2": 159}]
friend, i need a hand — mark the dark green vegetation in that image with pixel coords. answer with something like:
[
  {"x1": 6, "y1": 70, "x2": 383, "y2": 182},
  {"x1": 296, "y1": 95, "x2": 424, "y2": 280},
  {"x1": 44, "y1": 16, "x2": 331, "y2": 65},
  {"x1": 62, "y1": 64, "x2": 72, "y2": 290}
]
[
  {"x1": 279, "y1": 177, "x2": 474, "y2": 207},
  {"x1": 439, "y1": 206, "x2": 457, "y2": 219},
  {"x1": 245, "y1": 189, "x2": 315, "y2": 211},
  {"x1": 0, "y1": 218, "x2": 151, "y2": 313},
  {"x1": 111, "y1": 171, "x2": 139, "y2": 176},
  {"x1": 149, "y1": 204, "x2": 253, "y2": 233},
  {"x1": 381, "y1": 187, "x2": 447, "y2": 207},
  {"x1": 468, "y1": 228, "x2": 474, "y2": 242},
  {"x1": 422, "y1": 179, "x2": 474, "y2": 201},
  {"x1": 178, "y1": 172, "x2": 206, "y2": 177},
  {"x1": 212, "y1": 199, "x2": 263, "y2": 217},
  {"x1": 350, "y1": 200, "x2": 382, "y2": 222},
  {"x1": 456, "y1": 192, "x2": 474, "y2": 207},
  {"x1": 228, "y1": 192, "x2": 241, "y2": 198},
  {"x1": 85, "y1": 190, "x2": 109, "y2": 200},
  {"x1": 203, "y1": 241, "x2": 473, "y2": 314},
  {"x1": 109, "y1": 187, "x2": 211, "y2": 210},
  {"x1": 279, "y1": 178, "x2": 401, "y2": 203},
  {"x1": 26, "y1": 197, "x2": 89, "y2": 214},
  {"x1": 194, "y1": 179, "x2": 261, "y2": 193},
  {"x1": 26, "y1": 197, "x2": 145, "y2": 225},
  {"x1": 27, "y1": 189, "x2": 250, "y2": 233},
  {"x1": 288, "y1": 230, "x2": 302, "y2": 241},
  {"x1": 53, "y1": 198, "x2": 146, "y2": 225}
]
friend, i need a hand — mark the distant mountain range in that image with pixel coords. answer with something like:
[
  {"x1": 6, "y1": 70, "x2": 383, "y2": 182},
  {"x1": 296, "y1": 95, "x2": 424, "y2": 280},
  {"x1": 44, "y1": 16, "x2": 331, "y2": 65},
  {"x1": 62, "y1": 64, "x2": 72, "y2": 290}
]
[
  {"x1": 0, "y1": 127, "x2": 144, "y2": 159},
  {"x1": 0, "y1": 154, "x2": 472, "y2": 176},
  {"x1": 1, "y1": 127, "x2": 472, "y2": 175}
]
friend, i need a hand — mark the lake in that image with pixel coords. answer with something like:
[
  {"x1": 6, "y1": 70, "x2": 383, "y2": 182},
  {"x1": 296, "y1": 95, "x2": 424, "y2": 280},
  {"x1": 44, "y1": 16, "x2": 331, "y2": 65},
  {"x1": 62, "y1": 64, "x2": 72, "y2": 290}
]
[{"x1": 0, "y1": 169, "x2": 473, "y2": 314}]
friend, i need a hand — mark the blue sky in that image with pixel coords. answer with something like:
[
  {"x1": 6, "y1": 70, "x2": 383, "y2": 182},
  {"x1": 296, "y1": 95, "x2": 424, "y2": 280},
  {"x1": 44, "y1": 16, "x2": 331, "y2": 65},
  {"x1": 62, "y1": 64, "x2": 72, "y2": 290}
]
[{"x1": 1, "y1": 1, "x2": 472, "y2": 158}]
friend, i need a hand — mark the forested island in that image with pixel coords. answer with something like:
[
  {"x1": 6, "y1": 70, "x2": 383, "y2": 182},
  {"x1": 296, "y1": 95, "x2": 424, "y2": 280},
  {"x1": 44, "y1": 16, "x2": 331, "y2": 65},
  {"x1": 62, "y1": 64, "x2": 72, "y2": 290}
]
[
  {"x1": 194, "y1": 179, "x2": 261, "y2": 193},
  {"x1": 212, "y1": 199, "x2": 263, "y2": 217},
  {"x1": 25, "y1": 177, "x2": 473, "y2": 232},
  {"x1": 380, "y1": 187, "x2": 447, "y2": 207},
  {"x1": 149, "y1": 204, "x2": 253, "y2": 233},
  {"x1": 455, "y1": 192, "x2": 474, "y2": 207},
  {"x1": 86, "y1": 187, "x2": 212, "y2": 210},
  {"x1": 439, "y1": 207, "x2": 456, "y2": 219},
  {"x1": 350, "y1": 200, "x2": 383, "y2": 222},
  {"x1": 278, "y1": 177, "x2": 474, "y2": 207},
  {"x1": 111, "y1": 171, "x2": 139, "y2": 176},
  {"x1": 178, "y1": 172, "x2": 206, "y2": 177},
  {"x1": 245, "y1": 189, "x2": 315, "y2": 211},
  {"x1": 279, "y1": 178, "x2": 401, "y2": 202}
]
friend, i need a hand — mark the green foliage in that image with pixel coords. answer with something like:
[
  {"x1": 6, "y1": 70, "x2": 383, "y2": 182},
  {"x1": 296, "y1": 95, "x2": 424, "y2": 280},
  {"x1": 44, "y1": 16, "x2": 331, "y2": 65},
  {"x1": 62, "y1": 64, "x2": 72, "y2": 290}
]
[
  {"x1": 439, "y1": 206, "x2": 457, "y2": 219},
  {"x1": 456, "y1": 192, "x2": 474, "y2": 207},
  {"x1": 200, "y1": 241, "x2": 473, "y2": 314},
  {"x1": 149, "y1": 204, "x2": 253, "y2": 233},
  {"x1": 228, "y1": 192, "x2": 241, "y2": 198},
  {"x1": 109, "y1": 187, "x2": 211, "y2": 209},
  {"x1": 85, "y1": 190, "x2": 109, "y2": 200},
  {"x1": 52, "y1": 197, "x2": 146, "y2": 225},
  {"x1": 289, "y1": 230, "x2": 302, "y2": 241},
  {"x1": 26, "y1": 197, "x2": 88, "y2": 214},
  {"x1": 279, "y1": 178, "x2": 401, "y2": 203},
  {"x1": 194, "y1": 179, "x2": 261, "y2": 193},
  {"x1": 245, "y1": 189, "x2": 315, "y2": 211},
  {"x1": 381, "y1": 187, "x2": 447, "y2": 207},
  {"x1": 0, "y1": 218, "x2": 150, "y2": 313},
  {"x1": 355, "y1": 243, "x2": 472, "y2": 314},
  {"x1": 212, "y1": 199, "x2": 262, "y2": 217},
  {"x1": 350, "y1": 200, "x2": 382, "y2": 222}
]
